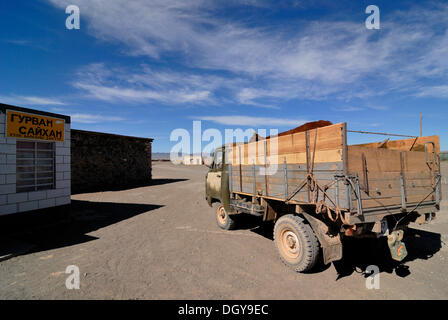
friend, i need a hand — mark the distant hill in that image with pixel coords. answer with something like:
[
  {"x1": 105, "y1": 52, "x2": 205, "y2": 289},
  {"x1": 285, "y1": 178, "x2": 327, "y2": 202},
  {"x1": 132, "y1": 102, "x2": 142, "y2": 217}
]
[
  {"x1": 152, "y1": 152, "x2": 213, "y2": 164},
  {"x1": 152, "y1": 152, "x2": 171, "y2": 160}
]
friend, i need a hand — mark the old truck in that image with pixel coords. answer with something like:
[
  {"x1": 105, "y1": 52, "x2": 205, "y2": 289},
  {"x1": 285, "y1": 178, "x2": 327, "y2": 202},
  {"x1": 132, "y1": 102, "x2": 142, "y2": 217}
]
[{"x1": 205, "y1": 122, "x2": 442, "y2": 272}]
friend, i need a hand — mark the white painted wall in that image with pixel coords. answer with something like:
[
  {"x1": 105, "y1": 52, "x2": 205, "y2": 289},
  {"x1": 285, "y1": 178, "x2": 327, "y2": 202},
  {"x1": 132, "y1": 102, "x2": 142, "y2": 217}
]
[{"x1": 0, "y1": 111, "x2": 71, "y2": 216}]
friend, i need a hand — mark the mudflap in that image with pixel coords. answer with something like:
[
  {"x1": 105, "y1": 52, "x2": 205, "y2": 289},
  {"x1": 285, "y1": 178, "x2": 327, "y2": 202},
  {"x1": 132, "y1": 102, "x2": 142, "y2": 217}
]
[
  {"x1": 207, "y1": 195, "x2": 212, "y2": 207},
  {"x1": 302, "y1": 212, "x2": 343, "y2": 265},
  {"x1": 322, "y1": 243, "x2": 343, "y2": 266},
  {"x1": 387, "y1": 230, "x2": 408, "y2": 262}
]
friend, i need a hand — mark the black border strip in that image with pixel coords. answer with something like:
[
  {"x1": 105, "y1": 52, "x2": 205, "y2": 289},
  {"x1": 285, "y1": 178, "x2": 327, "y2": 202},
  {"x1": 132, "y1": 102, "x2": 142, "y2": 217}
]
[{"x1": 0, "y1": 300, "x2": 443, "y2": 318}]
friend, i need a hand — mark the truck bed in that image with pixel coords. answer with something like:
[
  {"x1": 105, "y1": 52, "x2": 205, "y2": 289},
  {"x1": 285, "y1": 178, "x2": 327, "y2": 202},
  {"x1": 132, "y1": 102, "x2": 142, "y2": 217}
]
[{"x1": 226, "y1": 123, "x2": 441, "y2": 224}]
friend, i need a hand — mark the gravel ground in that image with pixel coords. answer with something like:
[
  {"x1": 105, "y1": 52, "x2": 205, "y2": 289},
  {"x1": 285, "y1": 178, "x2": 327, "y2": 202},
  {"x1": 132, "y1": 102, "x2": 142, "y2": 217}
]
[{"x1": 0, "y1": 161, "x2": 447, "y2": 299}]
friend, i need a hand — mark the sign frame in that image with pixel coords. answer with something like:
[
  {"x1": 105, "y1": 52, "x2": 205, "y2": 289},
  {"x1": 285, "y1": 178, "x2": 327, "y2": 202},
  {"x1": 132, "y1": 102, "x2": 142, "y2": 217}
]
[{"x1": 6, "y1": 109, "x2": 65, "y2": 142}]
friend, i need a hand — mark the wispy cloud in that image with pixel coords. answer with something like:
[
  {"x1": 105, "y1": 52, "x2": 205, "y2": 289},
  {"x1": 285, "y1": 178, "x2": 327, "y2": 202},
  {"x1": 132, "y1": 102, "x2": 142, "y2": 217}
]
[
  {"x1": 196, "y1": 115, "x2": 306, "y2": 127},
  {"x1": 47, "y1": 1, "x2": 448, "y2": 103},
  {"x1": 6, "y1": 39, "x2": 33, "y2": 46},
  {"x1": 3, "y1": 39, "x2": 50, "y2": 51},
  {"x1": 415, "y1": 85, "x2": 448, "y2": 98},
  {"x1": 74, "y1": 82, "x2": 212, "y2": 104},
  {"x1": 368, "y1": 105, "x2": 389, "y2": 111},
  {"x1": 0, "y1": 95, "x2": 66, "y2": 106},
  {"x1": 73, "y1": 63, "x2": 218, "y2": 105},
  {"x1": 332, "y1": 106, "x2": 364, "y2": 112},
  {"x1": 332, "y1": 105, "x2": 390, "y2": 112},
  {"x1": 70, "y1": 113, "x2": 126, "y2": 124},
  {"x1": 236, "y1": 88, "x2": 280, "y2": 109}
]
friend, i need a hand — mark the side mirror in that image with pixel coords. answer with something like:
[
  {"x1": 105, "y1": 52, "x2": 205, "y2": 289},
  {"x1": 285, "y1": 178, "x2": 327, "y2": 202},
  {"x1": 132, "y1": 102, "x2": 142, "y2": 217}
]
[{"x1": 205, "y1": 160, "x2": 213, "y2": 169}]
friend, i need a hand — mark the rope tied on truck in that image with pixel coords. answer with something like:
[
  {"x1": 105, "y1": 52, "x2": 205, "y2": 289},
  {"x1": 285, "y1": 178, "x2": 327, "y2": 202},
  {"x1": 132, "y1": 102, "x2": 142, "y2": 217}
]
[
  {"x1": 285, "y1": 127, "x2": 351, "y2": 226},
  {"x1": 285, "y1": 171, "x2": 349, "y2": 225},
  {"x1": 312, "y1": 176, "x2": 350, "y2": 225}
]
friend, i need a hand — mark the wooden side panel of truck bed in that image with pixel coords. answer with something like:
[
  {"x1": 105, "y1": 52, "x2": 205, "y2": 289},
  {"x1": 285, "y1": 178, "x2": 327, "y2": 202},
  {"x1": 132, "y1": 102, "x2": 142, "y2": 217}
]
[
  {"x1": 227, "y1": 123, "x2": 348, "y2": 207},
  {"x1": 347, "y1": 136, "x2": 440, "y2": 211},
  {"x1": 226, "y1": 122, "x2": 440, "y2": 219}
]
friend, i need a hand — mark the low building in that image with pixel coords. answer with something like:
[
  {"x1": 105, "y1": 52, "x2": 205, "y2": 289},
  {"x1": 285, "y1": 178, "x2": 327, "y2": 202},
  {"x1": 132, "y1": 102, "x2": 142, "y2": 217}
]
[
  {"x1": 71, "y1": 129, "x2": 153, "y2": 194},
  {"x1": 0, "y1": 104, "x2": 71, "y2": 216},
  {"x1": 183, "y1": 155, "x2": 203, "y2": 165},
  {"x1": 1, "y1": 104, "x2": 155, "y2": 215}
]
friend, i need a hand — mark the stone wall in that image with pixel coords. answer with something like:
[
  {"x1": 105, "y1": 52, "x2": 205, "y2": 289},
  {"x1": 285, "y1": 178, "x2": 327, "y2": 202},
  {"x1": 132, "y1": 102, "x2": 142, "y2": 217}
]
[{"x1": 71, "y1": 129, "x2": 152, "y2": 194}]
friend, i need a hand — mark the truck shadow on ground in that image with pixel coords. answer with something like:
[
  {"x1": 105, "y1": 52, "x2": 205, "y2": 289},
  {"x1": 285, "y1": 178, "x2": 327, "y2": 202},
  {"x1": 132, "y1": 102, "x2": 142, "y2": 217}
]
[
  {"x1": 235, "y1": 216, "x2": 443, "y2": 278},
  {"x1": 71, "y1": 178, "x2": 188, "y2": 194},
  {"x1": 0, "y1": 200, "x2": 163, "y2": 258},
  {"x1": 332, "y1": 227, "x2": 442, "y2": 279}
]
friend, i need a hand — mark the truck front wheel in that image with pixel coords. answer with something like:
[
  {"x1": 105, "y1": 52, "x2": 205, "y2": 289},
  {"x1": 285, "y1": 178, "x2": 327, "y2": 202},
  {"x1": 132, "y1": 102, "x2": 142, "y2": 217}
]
[
  {"x1": 273, "y1": 214, "x2": 320, "y2": 272},
  {"x1": 214, "y1": 203, "x2": 236, "y2": 230}
]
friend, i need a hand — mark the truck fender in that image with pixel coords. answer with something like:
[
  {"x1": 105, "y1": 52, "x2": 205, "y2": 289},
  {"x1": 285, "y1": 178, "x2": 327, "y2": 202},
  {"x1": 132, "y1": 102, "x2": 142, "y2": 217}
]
[{"x1": 302, "y1": 212, "x2": 343, "y2": 265}]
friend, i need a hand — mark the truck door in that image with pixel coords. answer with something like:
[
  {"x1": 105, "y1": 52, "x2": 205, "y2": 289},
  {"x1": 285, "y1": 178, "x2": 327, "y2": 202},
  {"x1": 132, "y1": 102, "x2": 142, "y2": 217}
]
[{"x1": 207, "y1": 149, "x2": 223, "y2": 201}]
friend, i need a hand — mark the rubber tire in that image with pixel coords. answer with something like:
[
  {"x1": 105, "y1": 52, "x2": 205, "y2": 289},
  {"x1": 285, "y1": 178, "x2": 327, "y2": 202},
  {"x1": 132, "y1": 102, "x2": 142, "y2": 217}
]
[
  {"x1": 273, "y1": 214, "x2": 320, "y2": 272},
  {"x1": 214, "y1": 203, "x2": 236, "y2": 230}
]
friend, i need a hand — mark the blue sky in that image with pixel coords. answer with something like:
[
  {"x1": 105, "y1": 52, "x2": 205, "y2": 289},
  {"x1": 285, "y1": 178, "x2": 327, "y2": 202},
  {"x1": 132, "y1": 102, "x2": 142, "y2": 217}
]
[{"x1": 0, "y1": 0, "x2": 447, "y2": 152}]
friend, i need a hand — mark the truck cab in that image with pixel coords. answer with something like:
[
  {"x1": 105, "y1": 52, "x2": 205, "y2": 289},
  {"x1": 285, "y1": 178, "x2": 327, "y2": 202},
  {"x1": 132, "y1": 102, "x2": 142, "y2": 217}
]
[
  {"x1": 206, "y1": 147, "x2": 224, "y2": 203},
  {"x1": 205, "y1": 147, "x2": 234, "y2": 228}
]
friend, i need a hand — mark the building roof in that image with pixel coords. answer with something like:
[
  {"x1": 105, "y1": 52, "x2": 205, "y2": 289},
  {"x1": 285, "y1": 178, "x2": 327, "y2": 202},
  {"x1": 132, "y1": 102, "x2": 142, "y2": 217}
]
[
  {"x1": 0, "y1": 103, "x2": 71, "y2": 123},
  {"x1": 71, "y1": 129, "x2": 154, "y2": 142}
]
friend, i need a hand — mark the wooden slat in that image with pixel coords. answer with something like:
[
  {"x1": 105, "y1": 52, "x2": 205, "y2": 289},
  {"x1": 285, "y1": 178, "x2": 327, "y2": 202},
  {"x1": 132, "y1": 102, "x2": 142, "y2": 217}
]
[
  {"x1": 230, "y1": 123, "x2": 345, "y2": 165},
  {"x1": 353, "y1": 135, "x2": 440, "y2": 154},
  {"x1": 233, "y1": 149, "x2": 343, "y2": 165},
  {"x1": 355, "y1": 194, "x2": 434, "y2": 209}
]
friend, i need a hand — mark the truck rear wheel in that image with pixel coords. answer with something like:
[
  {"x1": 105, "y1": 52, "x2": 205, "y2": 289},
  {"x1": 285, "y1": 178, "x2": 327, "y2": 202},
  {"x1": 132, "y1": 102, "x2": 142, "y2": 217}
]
[
  {"x1": 214, "y1": 203, "x2": 236, "y2": 230},
  {"x1": 273, "y1": 214, "x2": 320, "y2": 272}
]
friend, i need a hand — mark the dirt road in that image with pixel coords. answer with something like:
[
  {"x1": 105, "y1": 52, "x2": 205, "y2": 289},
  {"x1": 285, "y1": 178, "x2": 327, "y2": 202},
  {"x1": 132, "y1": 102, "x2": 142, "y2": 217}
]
[{"x1": 1, "y1": 162, "x2": 447, "y2": 299}]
